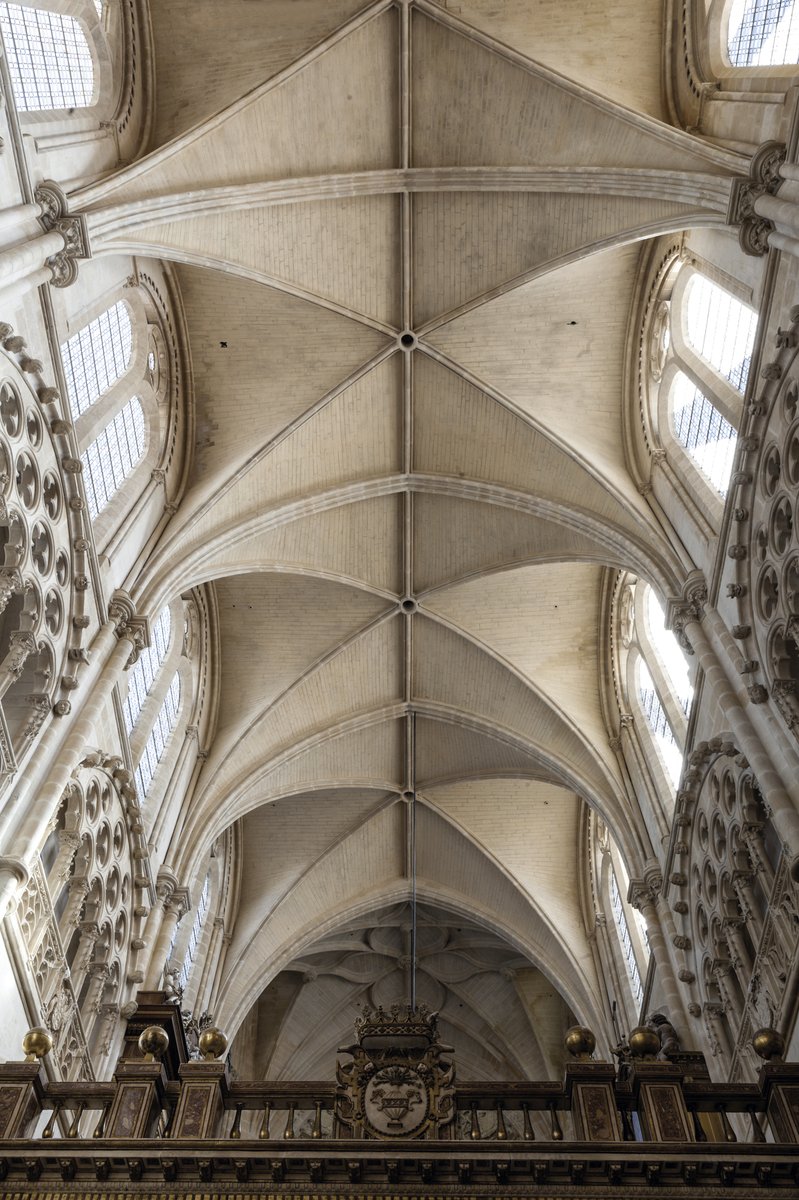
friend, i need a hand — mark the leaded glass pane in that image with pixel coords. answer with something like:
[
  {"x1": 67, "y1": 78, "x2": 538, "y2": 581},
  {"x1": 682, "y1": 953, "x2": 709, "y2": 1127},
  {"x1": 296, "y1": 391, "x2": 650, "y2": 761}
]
[
  {"x1": 123, "y1": 607, "x2": 172, "y2": 734},
  {"x1": 81, "y1": 397, "x2": 145, "y2": 519},
  {"x1": 62, "y1": 302, "x2": 133, "y2": 418},
  {"x1": 672, "y1": 372, "x2": 737, "y2": 497},
  {"x1": 0, "y1": 3, "x2": 94, "y2": 111},
  {"x1": 610, "y1": 868, "x2": 644, "y2": 1008},
  {"x1": 645, "y1": 588, "x2": 694, "y2": 716},
  {"x1": 179, "y1": 873, "x2": 211, "y2": 990},
  {"x1": 638, "y1": 660, "x2": 683, "y2": 788},
  {"x1": 728, "y1": 0, "x2": 799, "y2": 65},
  {"x1": 684, "y1": 276, "x2": 757, "y2": 391},
  {"x1": 135, "y1": 671, "x2": 181, "y2": 799}
]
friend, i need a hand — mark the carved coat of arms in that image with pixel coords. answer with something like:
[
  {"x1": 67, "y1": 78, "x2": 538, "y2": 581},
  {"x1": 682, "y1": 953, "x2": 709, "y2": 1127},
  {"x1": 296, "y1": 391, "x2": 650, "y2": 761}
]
[{"x1": 336, "y1": 1004, "x2": 455, "y2": 1139}]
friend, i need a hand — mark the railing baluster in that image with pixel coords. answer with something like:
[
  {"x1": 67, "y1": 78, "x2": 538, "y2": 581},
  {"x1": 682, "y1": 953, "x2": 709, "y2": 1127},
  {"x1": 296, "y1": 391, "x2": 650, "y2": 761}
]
[
  {"x1": 548, "y1": 1102, "x2": 563, "y2": 1142},
  {"x1": 42, "y1": 1103, "x2": 61, "y2": 1139},
  {"x1": 312, "y1": 1100, "x2": 322, "y2": 1138},
  {"x1": 258, "y1": 1100, "x2": 271, "y2": 1140},
  {"x1": 689, "y1": 1105, "x2": 707, "y2": 1142},
  {"x1": 92, "y1": 1104, "x2": 108, "y2": 1139},
  {"x1": 746, "y1": 1104, "x2": 766, "y2": 1143},
  {"x1": 67, "y1": 1102, "x2": 84, "y2": 1139},
  {"x1": 522, "y1": 1102, "x2": 535, "y2": 1141},
  {"x1": 469, "y1": 1103, "x2": 481, "y2": 1140},
  {"x1": 494, "y1": 1101, "x2": 507, "y2": 1140},
  {"x1": 229, "y1": 1103, "x2": 243, "y2": 1139},
  {"x1": 717, "y1": 1104, "x2": 737, "y2": 1142},
  {"x1": 283, "y1": 1102, "x2": 295, "y2": 1140}
]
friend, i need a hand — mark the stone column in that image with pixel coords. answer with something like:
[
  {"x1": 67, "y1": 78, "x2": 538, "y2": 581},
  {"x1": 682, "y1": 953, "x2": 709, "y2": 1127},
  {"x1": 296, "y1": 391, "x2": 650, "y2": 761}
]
[
  {"x1": 628, "y1": 870, "x2": 687, "y2": 1027},
  {"x1": 143, "y1": 874, "x2": 190, "y2": 988}
]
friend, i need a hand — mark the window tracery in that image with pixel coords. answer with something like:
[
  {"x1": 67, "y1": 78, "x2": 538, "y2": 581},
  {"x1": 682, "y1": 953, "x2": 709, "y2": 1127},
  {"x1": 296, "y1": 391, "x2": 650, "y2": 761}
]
[
  {"x1": 0, "y1": 3, "x2": 95, "y2": 112},
  {"x1": 674, "y1": 741, "x2": 799, "y2": 1079},
  {"x1": 0, "y1": 356, "x2": 73, "y2": 776},
  {"x1": 12, "y1": 755, "x2": 150, "y2": 1077}
]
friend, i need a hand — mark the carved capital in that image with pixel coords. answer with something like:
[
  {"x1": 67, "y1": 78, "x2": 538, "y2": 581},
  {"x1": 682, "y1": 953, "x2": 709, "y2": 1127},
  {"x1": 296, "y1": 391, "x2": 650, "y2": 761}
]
[
  {"x1": 727, "y1": 141, "x2": 786, "y2": 257},
  {"x1": 628, "y1": 875, "x2": 659, "y2": 911},
  {"x1": 36, "y1": 181, "x2": 91, "y2": 288},
  {"x1": 108, "y1": 591, "x2": 150, "y2": 664}
]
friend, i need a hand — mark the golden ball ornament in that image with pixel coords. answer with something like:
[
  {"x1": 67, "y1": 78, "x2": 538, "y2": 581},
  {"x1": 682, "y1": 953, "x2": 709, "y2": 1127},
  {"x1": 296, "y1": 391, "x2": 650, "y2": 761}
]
[
  {"x1": 198, "y1": 1026, "x2": 228, "y2": 1060},
  {"x1": 628, "y1": 1025, "x2": 661, "y2": 1058},
  {"x1": 752, "y1": 1027, "x2": 785, "y2": 1061},
  {"x1": 138, "y1": 1025, "x2": 169, "y2": 1061},
  {"x1": 22, "y1": 1027, "x2": 52, "y2": 1061},
  {"x1": 564, "y1": 1025, "x2": 596, "y2": 1058}
]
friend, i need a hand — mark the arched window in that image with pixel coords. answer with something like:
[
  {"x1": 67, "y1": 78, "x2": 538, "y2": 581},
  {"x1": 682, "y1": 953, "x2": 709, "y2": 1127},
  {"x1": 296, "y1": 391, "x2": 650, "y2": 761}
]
[
  {"x1": 123, "y1": 607, "x2": 171, "y2": 733},
  {"x1": 727, "y1": 0, "x2": 799, "y2": 66},
  {"x1": 80, "y1": 397, "x2": 145, "y2": 519},
  {"x1": 660, "y1": 270, "x2": 757, "y2": 500},
  {"x1": 62, "y1": 302, "x2": 133, "y2": 418},
  {"x1": 135, "y1": 670, "x2": 181, "y2": 800},
  {"x1": 0, "y1": 3, "x2": 95, "y2": 112}
]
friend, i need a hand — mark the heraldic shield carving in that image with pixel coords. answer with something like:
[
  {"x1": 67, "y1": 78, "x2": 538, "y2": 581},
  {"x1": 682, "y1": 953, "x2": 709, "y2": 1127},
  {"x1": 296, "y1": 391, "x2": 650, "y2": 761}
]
[{"x1": 335, "y1": 1004, "x2": 455, "y2": 1138}]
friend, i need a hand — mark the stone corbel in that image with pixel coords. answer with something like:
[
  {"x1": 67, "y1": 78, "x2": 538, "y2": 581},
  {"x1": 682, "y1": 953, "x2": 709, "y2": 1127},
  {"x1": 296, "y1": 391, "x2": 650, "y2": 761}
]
[
  {"x1": 35, "y1": 182, "x2": 91, "y2": 289},
  {"x1": 726, "y1": 140, "x2": 786, "y2": 257}
]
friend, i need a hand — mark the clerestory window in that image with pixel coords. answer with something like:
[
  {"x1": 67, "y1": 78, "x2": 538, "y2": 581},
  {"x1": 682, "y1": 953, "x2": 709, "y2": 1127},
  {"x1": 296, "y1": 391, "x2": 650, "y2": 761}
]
[
  {"x1": 671, "y1": 373, "x2": 738, "y2": 496},
  {"x1": 727, "y1": 0, "x2": 799, "y2": 66},
  {"x1": 135, "y1": 670, "x2": 181, "y2": 800},
  {"x1": 62, "y1": 302, "x2": 133, "y2": 418},
  {"x1": 123, "y1": 607, "x2": 172, "y2": 733},
  {"x1": 0, "y1": 3, "x2": 95, "y2": 112},
  {"x1": 663, "y1": 270, "x2": 757, "y2": 500},
  {"x1": 179, "y1": 872, "x2": 211, "y2": 990},
  {"x1": 80, "y1": 397, "x2": 145, "y2": 519}
]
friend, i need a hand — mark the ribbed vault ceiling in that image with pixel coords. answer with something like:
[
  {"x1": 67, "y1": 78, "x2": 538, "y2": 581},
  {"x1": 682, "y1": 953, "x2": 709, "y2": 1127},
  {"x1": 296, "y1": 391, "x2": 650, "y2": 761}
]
[{"x1": 90, "y1": 0, "x2": 750, "y2": 1072}]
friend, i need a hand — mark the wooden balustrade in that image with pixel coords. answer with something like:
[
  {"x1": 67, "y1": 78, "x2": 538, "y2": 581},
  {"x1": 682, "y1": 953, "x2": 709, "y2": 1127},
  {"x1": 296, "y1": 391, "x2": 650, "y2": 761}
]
[{"x1": 1, "y1": 1002, "x2": 798, "y2": 1193}]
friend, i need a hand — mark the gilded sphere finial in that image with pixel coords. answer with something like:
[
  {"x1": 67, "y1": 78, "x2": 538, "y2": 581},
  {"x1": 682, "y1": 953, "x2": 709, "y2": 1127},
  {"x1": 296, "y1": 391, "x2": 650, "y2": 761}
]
[
  {"x1": 564, "y1": 1025, "x2": 596, "y2": 1059},
  {"x1": 752, "y1": 1027, "x2": 785, "y2": 1061},
  {"x1": 138, "y1": 1025, "x2": 169, "y2": 1061},
  {"x1": 22, "y1": 1027, "x2": 52, "y2": 1061},
  {"x1": 198, "y1": 1026, "x2": 228, "y2": 1061},
  {"x1": 628, "y1": 1025, "x2": 661, "y2": 1058}
]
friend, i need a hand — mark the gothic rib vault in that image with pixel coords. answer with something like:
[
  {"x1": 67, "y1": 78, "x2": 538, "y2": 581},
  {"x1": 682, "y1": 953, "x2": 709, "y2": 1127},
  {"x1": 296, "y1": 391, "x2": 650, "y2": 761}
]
[
  {"x1": 94, "y1": 0, "x2": 757, "y2": 1076},
  {"x1": 5, "y1": 0, "x2": 782, "y2": 1082}
]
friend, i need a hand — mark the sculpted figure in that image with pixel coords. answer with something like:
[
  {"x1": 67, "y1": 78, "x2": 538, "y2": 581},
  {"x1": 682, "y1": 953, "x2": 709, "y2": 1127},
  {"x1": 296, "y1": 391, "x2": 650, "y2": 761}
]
[{"x1": 646, "y1": 1012, "x2": 680, "y2": 1059}]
